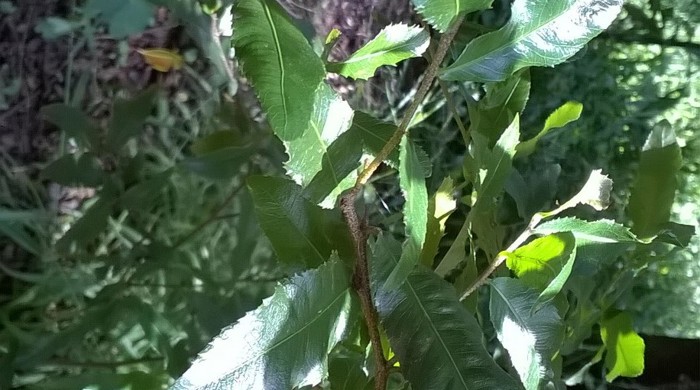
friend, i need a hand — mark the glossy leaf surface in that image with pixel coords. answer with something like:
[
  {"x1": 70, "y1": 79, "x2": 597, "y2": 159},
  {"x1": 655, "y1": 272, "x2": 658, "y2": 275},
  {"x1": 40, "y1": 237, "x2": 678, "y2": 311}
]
[
  {"x1": 285, "y1": 83, "x2": 355, "y2": 190},
  {"x1": 441, "y1": 0, "x2": 623, "y2": 82},
  {"x1": 172, "y1": 258, "x2": 357, "y2": 389},
  {"x1": 411, "y1": 0, "x2": 493, "y2": 32},
  {"x1": 490, "y1": 278, "x2": 564, "y2": 390},
  {"x1": 247, "y1": 176, "x2": 353, "y2": 268},
  {"x1": 328, "y1": 24, "x2": 429, "y2": 80},
  {"x1": 371, "y1": 234, "x2": 521, "y2": 390},
  {"x1": 233, "y1": 0, "x2": 325, "y2": 140}
]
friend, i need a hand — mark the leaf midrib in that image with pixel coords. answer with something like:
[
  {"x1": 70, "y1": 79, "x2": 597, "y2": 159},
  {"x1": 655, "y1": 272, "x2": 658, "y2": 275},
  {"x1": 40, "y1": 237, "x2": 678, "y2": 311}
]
[{"x1": 262, "y1": 1, "x2": 288, "y2": 133}]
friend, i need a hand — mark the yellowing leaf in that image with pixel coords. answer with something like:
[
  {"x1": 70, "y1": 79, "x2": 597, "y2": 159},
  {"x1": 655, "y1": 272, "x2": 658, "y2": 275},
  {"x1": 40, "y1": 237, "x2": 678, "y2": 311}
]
[{"x1": 137, "y1": 48, "x2": 184, "y2": 72}]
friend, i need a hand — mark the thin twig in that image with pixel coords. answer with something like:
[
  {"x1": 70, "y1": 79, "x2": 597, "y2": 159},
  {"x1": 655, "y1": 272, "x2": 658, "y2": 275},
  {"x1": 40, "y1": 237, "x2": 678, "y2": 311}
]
[
  {"x1": 173, "y1": 181, "x2": 246, "y2": 249},
  {"x1": 459, "y1": 214, "x2": 542, "y2": 300},
  {"x1": 339, "y1": 16, "x2": 466, "y2": 390},
  {"x1": 353, "y1": 16, "x2": 466, "y2": 189}
]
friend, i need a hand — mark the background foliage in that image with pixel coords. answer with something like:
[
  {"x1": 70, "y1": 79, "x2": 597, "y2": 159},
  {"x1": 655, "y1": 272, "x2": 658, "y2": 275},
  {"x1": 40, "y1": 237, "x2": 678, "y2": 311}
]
[{"x1": 0, "y1": 0, "x2": 697, "y2": 388}]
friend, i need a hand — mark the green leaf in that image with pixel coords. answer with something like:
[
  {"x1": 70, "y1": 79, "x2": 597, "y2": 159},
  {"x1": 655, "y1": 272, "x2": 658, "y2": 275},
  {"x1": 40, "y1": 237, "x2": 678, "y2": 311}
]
[
  {"x1": 627, "y1": 122, "x2": 682, "y2": 238},
  {"x1": 105, "y1": 87, "x2": 157, "y2": 151},
  {"x1": 411, "y1": 0, "x2": 493, "y2": 32},
  {"x1": 41, "y1": 104, "x2": 99, "y2": 147},
  {"x1": 328, "y1": 24, "x2": 429, "y2": 80},
  {"x1": 371, "y1": 234, "x2": 521, "y2": 390},
  {"x1": 441, "y1": 0, "x2": 623, "y2": 82},
  {"x1": 516, "y1": 101, "x2": 583, "y2": 158},
  {"x1": 247, "y1": 176, "x2": 353, "y2": 268},
  {"x1": 435, "y1": 219, "x2": 472, "y2": 276},
  {"x1": 600, "y1": 312, "x2": 645, "y2": 382},
  {"x1": 284, "y1": 83, "x2": 355, "y2": 192},
  {"x1": 84, "y1": 0, "x2": 155, "y2": 39},
  {"x1": 420, "y1": 177, "x2": 457, "y2": 266},
  {"x1": 468, "y1": 70, "x2": 531, "y2": 145},
  {"x1": 56, "y1": 196, "x2": 113, "y2": 252},
  {"x1": 41, "y1": 153, "x2": 104, "y2": 187},
  {"x1": 35, "y1": 16, "x2": 81, "y2": 40},
  {"x1": 233, "y1": 0, "x2": 326, "y2": 140},
  {"x1": 473, "y1": 114, "x2": 520, "y2": 211},
  {"x1": 533, "y1": 217, "x2": 637, "y2": 244},
  {"x1": 348, "y1": 111, "x2": 399, "y2": 166},
  {"x1": 506, "y1": 232, "x2": 577, "y2": 308},
  {"x1": 490, "y1": 278, "x2": 565, "y2": 390},
  {"x1": 384, "y1": 136, "x2": 429, "y2": 290},
  {"x1": 181, "y1": 132, "x2": 254, "y2": 179},
  {"x1": 172, "y1": 258, "x2": 357, "y2": 389},
  {"x1": 328, "y1": 348, "x2": 373, "y2": 390},
  {"x1": 120, "y1": 169, "x2": 172, "y2": 212},
  {"x1": 304, "y1": 129, "x2": 363, "y2": 207},
  {"x1": 654, "y1": 222, "x2": 695, "y2": 247}
]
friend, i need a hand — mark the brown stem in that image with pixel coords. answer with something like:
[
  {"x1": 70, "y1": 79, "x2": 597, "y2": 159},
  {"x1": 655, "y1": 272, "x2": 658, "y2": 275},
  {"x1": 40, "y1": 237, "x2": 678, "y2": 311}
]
[
  {"x1": 340, "y1": 189, "x2": 388, "y2": 389},
  {"x1": 339, "y1": 16, "x2": 466, "y2": 390},
  {"x1": 354, "y1": 16, "x2": 466, "y2": 188}
]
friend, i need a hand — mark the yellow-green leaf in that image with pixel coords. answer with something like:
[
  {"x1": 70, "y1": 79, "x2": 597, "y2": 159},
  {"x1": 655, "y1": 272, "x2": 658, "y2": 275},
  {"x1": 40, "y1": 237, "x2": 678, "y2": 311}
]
[{"x1": 600, "y1": 312, "x2": 645, "y2": 382}]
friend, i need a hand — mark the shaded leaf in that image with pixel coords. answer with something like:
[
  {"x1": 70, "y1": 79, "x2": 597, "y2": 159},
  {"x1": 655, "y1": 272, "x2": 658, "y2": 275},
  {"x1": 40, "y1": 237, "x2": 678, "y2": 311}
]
[
  {"x1": 172, "y1": 258, "x2": 357, "y2": 389},
  {"x1": 348, "y1": 111, "x2": 399, "y2": 166},
  {"x1": 420, "y1": 177, "x2": 457, "y2": 266},
  {"x1": 284, "y1": 83, "x2": 355, "y2": 190},
  {"x1": 233, "y1": 0, "x2": 325, "y2": 140},
  {"x1": 628, "y1": 122, "x2": 682, "y2": 238},
  {"x1": 182, "y1": 132, "x2": 253, "y2": 179},
  {"x1": 654, "y1": 222, "x2": 695, "y2": 247},
  {"x1": 120, "y1": 169, "x2": 173, "y2": 212},
  {"x1": 600, "y1": 312, "x2": 645, "y2": 382},
  {"x1": 468, "y1": 70, "x2": 531, "y2": 145},
  {"x1": 328, "y1": 24, "x2": 429, "y2": 80},
  {"x1": 384, "y1": 136, "x2": 429, "y2": 290},
  {"x1": 106, "y1": 87, "x2": 157, "y2": 151},
  {"x1": 247, "y1": 176, "x2": 353, "y2": 268},
  {"x1": 411, "y1": 0, "x2": 493, "y2": 33},
  {"x1": 371, "y1": 234, "x2": 521, "y2": 390},
  {"x1": 441, "y1": 0, "x2": 623, "y2": 82},
  {"x1": 473, "y1": 114, "x2": 520, "y2": 211},
  {"x1": 84, "y1": 0, "x2": 154, "y2": 38},
  {"x1": 516, "y1": 101, "x2": 583, "y2": 158},
  {"x1": 328, "y1": 348, "x2": 373, "y2": 390},
  {"x1": 41, "y1": 104, "x2": 99, "y2": 147},
  {"x1": 435, "y1": 219, "x2": 472, "y2": 277},
  {"x1": 56, "y1": 196, "x2": 113, "y2": 252},
  {"x1": 490, "y1": 278, "x2": 564, "y2": 390},
  {"x1": 41, "y1": 153, "x2": 104, "y2": 187}
]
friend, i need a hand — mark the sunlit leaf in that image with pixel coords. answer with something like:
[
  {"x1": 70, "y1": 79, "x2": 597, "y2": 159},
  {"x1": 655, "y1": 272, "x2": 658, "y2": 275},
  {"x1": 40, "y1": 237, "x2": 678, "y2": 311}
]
[
  {"x1": 441, "y1": 0, "x2": 623, "y2": 82},
  {"x1": 533, "y1": 217, "x2": 637, "y2": 244},
  {"x1": 628, "y1": 121, "x2": 682, "y2": 238},
  {"x1": 600, "y1": 312, "x2": 645, "y2": 382},
  {"x1": 371, "y1": 234, "x2": 521, "y2": 390},
  {"x1": 137, "y1": 48, "x2": 184, "y2": 72},
  {"x1": 411, "y1": 0, "x2": 493, "y2": 33},
  {"x1": 284, "y1": 83, "x2": 355, "y2": 191},
  {"x1": 505, "y1": 232, "x2": 577, "y2": 308},
  {"x1": 490, "y1": 278, "x2": 564, "y2": 390},
  {"x1": 172, "y1": 258, "x2": 357, "y2": 389},
  {"x1": 233, "y1": 0, "x2": 325, "y2": 140},
  {"x1": 247, "y1": 176, "x2": 353, "y2": 268},
  {"x1": 516, "y1": 101, "x2": 583, "y2": 158},
  {"x1": 383, "y1": 136, "x2": 429, "y2": 290},
  {"x1": 328, "y1": 24, "x2": 429, "y2": 80}
]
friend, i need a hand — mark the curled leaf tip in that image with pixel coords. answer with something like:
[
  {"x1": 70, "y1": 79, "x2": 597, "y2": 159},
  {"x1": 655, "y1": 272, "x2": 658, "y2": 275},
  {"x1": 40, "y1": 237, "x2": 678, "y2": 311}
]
[{"x1": 576, "y1": 169, "x2": 613, "y2": 211}]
